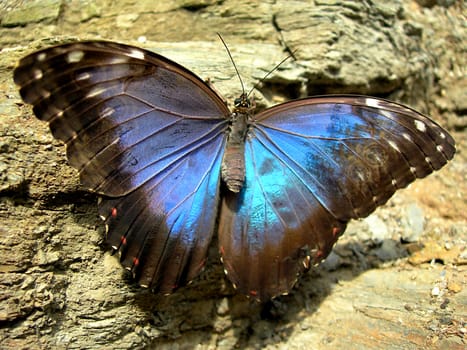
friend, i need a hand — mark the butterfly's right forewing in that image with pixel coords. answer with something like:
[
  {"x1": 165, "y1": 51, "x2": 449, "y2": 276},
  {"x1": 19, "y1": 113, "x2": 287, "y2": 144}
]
[{"x1": 219, "y1": 96, "x2": 455, "y2": 301}]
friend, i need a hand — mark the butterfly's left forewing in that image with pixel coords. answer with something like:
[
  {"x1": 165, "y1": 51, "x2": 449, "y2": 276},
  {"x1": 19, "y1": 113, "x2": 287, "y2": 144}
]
[
  {"x1": 14, "y1": 41, "x2": 230, "y2": 196},
  {"x1": 219, "y1": 96, "x2": 455, "y2": 301},
  {"x1": 14, "y1": 41, "x2": 230, "y2": 293}
]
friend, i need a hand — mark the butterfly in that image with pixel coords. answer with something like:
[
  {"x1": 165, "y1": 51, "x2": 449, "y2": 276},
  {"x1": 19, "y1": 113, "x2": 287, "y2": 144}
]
[{"x1": 13, "y1": 41, "x2": 455, "y2": 301}]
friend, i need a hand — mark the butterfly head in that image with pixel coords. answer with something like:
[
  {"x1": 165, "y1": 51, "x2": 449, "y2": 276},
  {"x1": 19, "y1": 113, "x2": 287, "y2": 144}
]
[{"x1": 233, "y1": 93, "x2": 255, "y2": 114}]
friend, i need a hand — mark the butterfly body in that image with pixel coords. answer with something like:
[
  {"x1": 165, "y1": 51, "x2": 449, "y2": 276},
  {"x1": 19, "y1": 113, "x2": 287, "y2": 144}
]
[
  {"x1": 13, "y1": 41, "x2": 455, "y2": 301},
  {"x1": 221, "y1": 93, "x2": 252, "y2": 193}
]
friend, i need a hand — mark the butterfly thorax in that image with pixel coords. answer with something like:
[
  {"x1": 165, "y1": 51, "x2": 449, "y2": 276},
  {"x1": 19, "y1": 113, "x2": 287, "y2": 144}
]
[{"x1": 221, "y1": 93, "x2": 253, "y2": 193}]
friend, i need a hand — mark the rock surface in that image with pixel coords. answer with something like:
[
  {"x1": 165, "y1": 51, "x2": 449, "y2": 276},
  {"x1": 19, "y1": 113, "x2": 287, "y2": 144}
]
[{"x1": 0, "y1": 0, "x2": 465, "y2": 349}]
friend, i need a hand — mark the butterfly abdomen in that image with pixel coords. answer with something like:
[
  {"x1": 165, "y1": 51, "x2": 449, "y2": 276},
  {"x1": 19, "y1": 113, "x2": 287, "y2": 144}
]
[{"x1": 222, "y1": 111, "x2": 249, "y2": 192}]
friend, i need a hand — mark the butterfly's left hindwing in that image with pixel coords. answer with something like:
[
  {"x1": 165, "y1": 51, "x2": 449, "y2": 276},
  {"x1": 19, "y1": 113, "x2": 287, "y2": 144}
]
[
  {"x1": 219, "y1": 96, "x2": 455, "y2": 301},
  {"x1": 99, "y1": 135, "x2": 225, "y2": 291},
  {"x1": 14, "y1": 41, "x2": 230, "y2": 293}
]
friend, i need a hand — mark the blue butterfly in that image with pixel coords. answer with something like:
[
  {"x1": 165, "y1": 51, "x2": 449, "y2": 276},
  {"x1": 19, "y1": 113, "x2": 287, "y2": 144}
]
[{"x1": 13, "y1": 41, "x2": 455, "y2": 301}]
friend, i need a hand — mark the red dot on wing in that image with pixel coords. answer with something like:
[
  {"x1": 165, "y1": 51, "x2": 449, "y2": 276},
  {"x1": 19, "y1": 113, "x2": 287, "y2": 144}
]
[
  {"x1": 315, "y1": 250, "x2": 324, "y2": 260},
  {"x1": 332, "y1": 226, "x2": 341, "y2": 237}
]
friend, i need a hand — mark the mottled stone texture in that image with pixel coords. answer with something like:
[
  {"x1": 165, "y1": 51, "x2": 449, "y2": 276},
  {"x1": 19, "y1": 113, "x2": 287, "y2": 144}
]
[{"x1": 0, "y1": 0, "x2": 465, "y2": 349}]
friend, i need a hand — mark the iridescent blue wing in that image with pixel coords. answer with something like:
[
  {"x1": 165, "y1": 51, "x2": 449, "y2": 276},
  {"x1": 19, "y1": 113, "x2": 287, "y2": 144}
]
[
  {"x1": 14, "y1": 41, "x2": 229, "y2": 292},
  {"x1": 219, "y1": 96, "x2": 455, "y2": 301}
]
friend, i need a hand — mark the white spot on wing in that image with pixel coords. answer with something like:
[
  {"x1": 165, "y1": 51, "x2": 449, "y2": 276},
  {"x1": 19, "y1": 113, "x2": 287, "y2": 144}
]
[
  {"x1": 436, "y1": 145, "x2": 444, "y2": 153},
  {"x1": 76, "y1": 72, "x2": 90, "y2": 81},
  {"x1": 42, "y1": 90, "x2": 51, "y2": 99},
  {"x1": 379, "y1": 109, "x2": 393, "y2": 119},
  {"x1": 302, "y1": 256, "x2": 311, "y2": 269},
  {"x1": 86, "y1": 86, "x2": 106, "y2": 98},
  {"x1": 402, "y1": 133, "x2": 412, "y2": 141},
  {"x1": 128, "y1": 48, "x2": 145, "y2": 60},
  {"x1": 414, "y1": 119, "x2": 426, "y2": 132},
  {"x1": 391, "y1": 179, "x2": 397, "y2": 186},
  {"x1": 439, "y1": 132, "x2": 446, "y2": 139},
  {"x1": 67, "y1": 50, "x2": 85, "y2": 63},
  {"x1": 410, "y1": 167, "x2": 417, "y2": 175},
  {"x1": 36, "y1": 52, "x2": 47, "y2": 62},
  {"x1": 108, "y1": 57, "x2": 128, "y2": 64},
  {"x1": 388, "y1": 140, "x2": 400, "y2": 152},
  {"x1": 33, "y1": 69, "x2": 43, "y2": 80},
  {"x1": 101, "y1": 106, "x2": 115, "y2": 119},
  {"x1": 69, "y1": 131, "x2": 78, "y2": 141},
  {"x1": 365, "y1": 97, "x2": 379, "y2": 108}
]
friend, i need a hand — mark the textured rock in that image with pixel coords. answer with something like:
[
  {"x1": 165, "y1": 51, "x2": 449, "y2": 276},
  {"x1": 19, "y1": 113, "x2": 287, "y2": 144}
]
[
  {"x1": 0, "y1": 0, "x2": 465, "y2": 349},
  {"x1": 1, "y1": 0, "x2": 61, "y2": 27}
]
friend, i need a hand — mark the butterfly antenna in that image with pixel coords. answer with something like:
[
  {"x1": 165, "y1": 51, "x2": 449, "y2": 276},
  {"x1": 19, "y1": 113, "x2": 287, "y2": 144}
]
[
  {"x1": 217, "y1": 33, "x2": 246, "y2": 96},
  {"x1": 246, "y1": 52, "x2": 295, "y2": 98}
]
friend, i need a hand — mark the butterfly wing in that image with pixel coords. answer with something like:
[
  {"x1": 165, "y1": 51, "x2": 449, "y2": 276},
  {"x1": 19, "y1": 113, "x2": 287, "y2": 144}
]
[
  {"x1": 219, "y1": 95, "x2": 455, "y2": 301},
  {"x1": 98, "y1": 137, "x2": 225, "y2": 291},
  {"x1": 14, "y1": 41, "x2": 230, "y2": 292}
]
